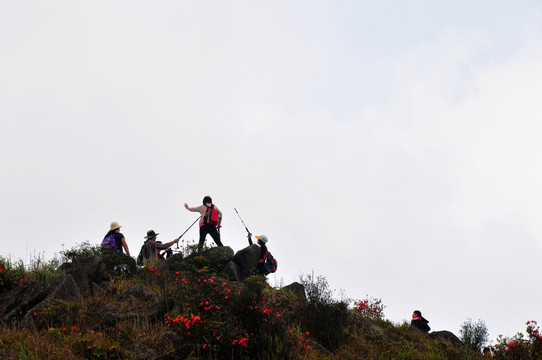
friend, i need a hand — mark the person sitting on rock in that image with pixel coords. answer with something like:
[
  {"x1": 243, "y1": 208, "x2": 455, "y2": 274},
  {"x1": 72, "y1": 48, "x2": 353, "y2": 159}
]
[
  {"x1": 143, "y1": 230, "x2": 179, "y2": 263},
  {"x1": 102, "y1": 222, "x2": 131, "y2": 256},
  {"x1": 247, "y1": 233, "x2": 268, "y2": 275},
  {"x1": 410, "y1": 310, "x2": 431, "y2": 333}
]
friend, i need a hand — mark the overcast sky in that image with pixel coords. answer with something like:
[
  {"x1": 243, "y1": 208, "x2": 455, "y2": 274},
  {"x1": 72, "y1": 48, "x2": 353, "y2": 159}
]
[{"x1": 1, "y1": 1, "x2": 541, "y2": 341}]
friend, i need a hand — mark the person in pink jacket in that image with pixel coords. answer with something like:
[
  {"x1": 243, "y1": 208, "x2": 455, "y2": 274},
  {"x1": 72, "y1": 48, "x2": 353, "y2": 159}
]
[{"x1": 184, "y1": 195, "x2": 223, "y2": 250}]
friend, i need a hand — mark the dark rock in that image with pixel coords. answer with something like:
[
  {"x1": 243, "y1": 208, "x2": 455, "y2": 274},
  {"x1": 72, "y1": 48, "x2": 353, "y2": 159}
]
[
  {"x1": 97, "y1": 303, "x2": 118, "y2": 317},
  {"x1": 232, "y1": 245, "x2": 260, "y2": 280},
  {"x1": 119, "y1": 284, "x2": 159, "y2": 305},
  {"x1": 360, "y1": 317, "x2": 386, "y2": 335},
  {"x1": 122, "y1": 343, "x2": 162, "y2": 360},
  {"x1": 95, "y1": 300, "x2": 174, "y2": 330},
  {"x1": 21, "y1": 275, "x2": 83, "y2": 329},
  {"x1": 430, "y1": 330, "x2": 463, "y2": 347},
  {"x1": 282, "y1": 281, "x2": 306, "y2": 299},
  {"x1": 219, "y1": 261, "x2": 240, "y2": 281},
  {"x1": 0, "y1": 280, "x2": 49, "y2": 322},
  {"x1": 91, "y1": 282, "x2": 105, "y2": 296},
  {"x1": 202, "y1": 246, "x2": 234, "y2": 267},
  {"x1": 1, "y1": 274, "x2": 82, "y2": 329},
  {"x1": 157, "y1": 252, "x2": 184, "y2": 272},
  {"x1": 60, "y1": 255, "x2": 103, "y2": 296}
]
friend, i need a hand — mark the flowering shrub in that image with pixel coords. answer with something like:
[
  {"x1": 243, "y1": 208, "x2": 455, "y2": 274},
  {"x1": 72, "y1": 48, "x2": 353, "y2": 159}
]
[
  {"x1": 0, "y1": 258, "x2": 25, "y2": 294},
  {"x1": 164, "y1": 273, "x2": 307, "y2": 359},
  {"x1": 353, "y1": 297, "x2": 386, "y2": 321},
  {"x1": 493, "y1": 320, "x2": 542, "y2": 359}
]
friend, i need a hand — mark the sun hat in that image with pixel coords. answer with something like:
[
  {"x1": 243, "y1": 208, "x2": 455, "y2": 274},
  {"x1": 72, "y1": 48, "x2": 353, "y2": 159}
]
[
  {"x1": 110, "y1": 222, "x2": 122, "y2": 230},
  {"x1": 145, "y1": 230, "x2": 159, "y2": 239},
  {"x1": 255, "y1": 235, "x2": 268, "y2": 243}
]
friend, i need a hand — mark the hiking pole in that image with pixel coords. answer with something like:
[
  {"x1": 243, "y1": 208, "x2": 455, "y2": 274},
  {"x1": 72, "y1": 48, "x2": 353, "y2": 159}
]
[
  {"x1": 177, "y1": 217, "x2": 200, "y2": 249},
  {"x1": 234, "y1": 208, "x2": 251, "y2": 235}
]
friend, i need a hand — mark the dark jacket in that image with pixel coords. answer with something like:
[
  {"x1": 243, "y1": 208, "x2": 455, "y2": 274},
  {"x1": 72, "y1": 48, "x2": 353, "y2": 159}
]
[
  {"x1": 248, "y1": 236, "x2": 268, "y2": 275},
  {"x1": 411, "y1": 316, "x2": 431, "y2": 333}
]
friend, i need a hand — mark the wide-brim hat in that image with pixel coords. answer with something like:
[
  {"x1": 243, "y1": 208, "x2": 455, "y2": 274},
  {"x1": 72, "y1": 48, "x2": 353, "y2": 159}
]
[
  {"x1": 145, "y1": 230, "x2": 159, "y2": 239},
  {"x1": 255, "y1": 235, "x2": 268, "y2": 243},
  {"x1": 110, "y1": 222, "x2": 122, "y2": 230}
]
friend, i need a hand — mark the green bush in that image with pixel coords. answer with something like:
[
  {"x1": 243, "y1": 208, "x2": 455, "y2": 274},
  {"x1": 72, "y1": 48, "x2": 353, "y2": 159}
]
[
  {"x1": 459, "y1": 318, "x2": 489, "y2": 353},
  {"x1": 298, "y1": 273, "x2": 350, "y2": 350},
  {"x1": 0, "y1": 257, "x2": 25, "y2": 294}
]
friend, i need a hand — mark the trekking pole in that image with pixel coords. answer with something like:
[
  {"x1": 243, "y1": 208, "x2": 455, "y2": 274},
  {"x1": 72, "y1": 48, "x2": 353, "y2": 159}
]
[
  {"x1": 234, "y1": 208, "x2": 251, "y2": 235},
  {"x1": 177, "y1": 217, "x2": 200, "y2": 249}
]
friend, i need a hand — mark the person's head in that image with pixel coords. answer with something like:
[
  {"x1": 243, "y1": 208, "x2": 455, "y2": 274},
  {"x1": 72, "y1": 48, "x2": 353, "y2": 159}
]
[
  {"x1": 482, "y1": 347, "x2": 491, "y2": 356},
  {"x1": 255, "y1": 235, "x2": 268, "y2": 245},
  {"x1": 110, "y1": 222, "x2": 122, "y2": 232},
  {"x1": 202, "y1": 196, "x2": 212, "y2": 205},
  {"x1": 145, "y1": 230, "x2": 159, "y2": 241},
  {"x1": 413, "y1": 310, "x2": 422, "y2": 318}
]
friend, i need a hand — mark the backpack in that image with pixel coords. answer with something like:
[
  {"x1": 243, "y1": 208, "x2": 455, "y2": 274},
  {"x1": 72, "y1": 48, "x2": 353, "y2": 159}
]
[
  {"x1": 101, "y1": 233, "x2": 118, "y2": 251},
  {"x1": 263, "y1": 250, "x2": 278, "y2": 274},
  {"x1": 204, "y1": 205, "x2": 219, "y2": 226},
  {"x1": 136, "y1": 243, "x2": 149, "y2": 266}
]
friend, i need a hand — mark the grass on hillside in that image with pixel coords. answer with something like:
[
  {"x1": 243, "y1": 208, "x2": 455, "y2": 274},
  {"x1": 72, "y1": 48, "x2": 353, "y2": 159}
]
[{"x1": 0, "y1": 242, "x2": 540, "y2": 359}]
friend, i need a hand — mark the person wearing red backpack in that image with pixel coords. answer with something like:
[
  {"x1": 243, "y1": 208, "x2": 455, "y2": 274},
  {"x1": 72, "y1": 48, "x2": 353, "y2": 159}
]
[
  {"x1": 247, "y1": 233, "x2": 268, "y2": 275},
  {"x1": 184, "y1": 196, "x2": 223, "y2": 250}
]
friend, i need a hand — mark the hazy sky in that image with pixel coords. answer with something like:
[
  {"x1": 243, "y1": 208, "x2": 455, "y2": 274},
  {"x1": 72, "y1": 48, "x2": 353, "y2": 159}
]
[{"x1": 2, "y1": 1, "x2": 541, "y2": 341}]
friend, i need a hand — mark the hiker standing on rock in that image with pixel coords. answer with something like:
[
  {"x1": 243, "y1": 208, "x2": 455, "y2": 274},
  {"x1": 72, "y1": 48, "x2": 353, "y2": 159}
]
[
  {"x1": 184, "y1": 196, "x2": 223, "y2": 250},
  {"x1": 247, "y1": 233, "x2": 268, "y2": 275},
  {"x1": 142, "y1": 230, "x2": 179, "y2": 263},
  {"x1": 101, "y1": 222, "x2": 131, "y2": 256},
  {"x1": 410, "y1": 310, "x2": 431, "y2": 333}
]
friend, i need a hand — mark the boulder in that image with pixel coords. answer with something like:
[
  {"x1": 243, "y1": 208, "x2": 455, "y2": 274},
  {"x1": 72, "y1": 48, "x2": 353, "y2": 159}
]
[
  {"x1": 157, "y1": 252, "x2": 184, "y2": 272},
  {"x1": 282, "y1": 281, "x2": 306, "y2": 300},
  {"x1": 119, "y1": 284, "x2": 159, "y2": 305},
  {"x1": 429, "y1": 330, "x2": 463, "y2": 347},
  {"x1": 21, "y1": 275, "x2": 83, "y2": 329},
  {"x1": 233, "y1": 245, "x2": 260, "y2": 280},
  {"x1": 219, "y1": 261, "x2": 240, "y2": 281},
  {"x1": 0, "y1": 274, "x2": 83, "y2": 328},
  {"x1": 202, "y1": 246, "x2": 234, "y2": 267},
  {"x1": 60, "y1": 255, "x2": 110, "y2": 295}
]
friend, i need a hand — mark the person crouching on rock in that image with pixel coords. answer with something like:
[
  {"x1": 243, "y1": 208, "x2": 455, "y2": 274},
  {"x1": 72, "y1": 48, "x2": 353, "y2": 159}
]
[
  {"x1": 410, "y1": 310, "x2": 431, "y2": 333},
  {"x1": 247, "y1": 233, "x2": 268, "y2": 275},
  {"x1": 143, "y1": 230, "x2": 179, "y2": 263}
]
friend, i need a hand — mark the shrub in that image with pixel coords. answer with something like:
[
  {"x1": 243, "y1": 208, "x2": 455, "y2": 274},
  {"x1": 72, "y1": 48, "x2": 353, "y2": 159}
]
[
  {"x1": 493, "y1": 320, "x2": 542, "y2": 359},
  {"x1": 60, "y1": 241, "x2": 101, "y2": 262},
  {"x1": 459, "y1": 318, "x2": 489, "y2": 353},
  {"x1": 0, "y1": 257, "x2": 25, "y2": 294},
  {"x1": 298, "y1": 273, "x2": 350, "y2": 350},
  {"x1": 353, "y1": 296, "x2": 386, "y2": 321}
]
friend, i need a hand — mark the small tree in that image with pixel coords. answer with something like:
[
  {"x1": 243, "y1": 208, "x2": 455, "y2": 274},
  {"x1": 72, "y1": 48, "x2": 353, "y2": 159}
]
[{"x1": 459, "y1": 318, "x2": 489, "y2": 352}]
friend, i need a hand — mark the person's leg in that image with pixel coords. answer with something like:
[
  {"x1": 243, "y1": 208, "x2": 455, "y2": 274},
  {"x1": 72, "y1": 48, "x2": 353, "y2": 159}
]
[
  {"x1": 198, "y1": 226, "x2": 208, "y2": 250},
  {"x1": 208, "y1": 226, "x2": 223, "y2": 247}
]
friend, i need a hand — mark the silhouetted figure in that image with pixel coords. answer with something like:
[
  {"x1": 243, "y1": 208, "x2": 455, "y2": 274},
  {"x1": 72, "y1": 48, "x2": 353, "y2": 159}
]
[{"x1": 410, "y1": 310, "x2": 430, "y2": 333}]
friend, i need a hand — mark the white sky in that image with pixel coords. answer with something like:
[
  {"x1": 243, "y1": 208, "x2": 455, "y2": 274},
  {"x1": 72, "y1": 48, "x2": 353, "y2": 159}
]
[{"x1": 1, "y1": 1, "x2": 541, "y2": 341}]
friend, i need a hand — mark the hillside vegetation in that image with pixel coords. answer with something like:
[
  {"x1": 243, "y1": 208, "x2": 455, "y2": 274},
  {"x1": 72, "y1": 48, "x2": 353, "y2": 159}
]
[{"x1": 0, "y1": 243, "x2": 540, "y2": 360}]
